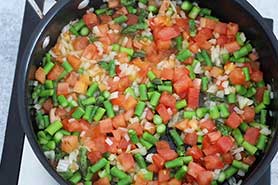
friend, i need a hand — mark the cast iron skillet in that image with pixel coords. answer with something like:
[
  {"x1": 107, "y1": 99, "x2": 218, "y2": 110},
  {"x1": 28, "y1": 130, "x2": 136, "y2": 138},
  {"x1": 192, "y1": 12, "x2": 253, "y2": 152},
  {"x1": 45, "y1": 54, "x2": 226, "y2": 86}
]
[{"x1": 17, "y1": 0, "x2": 278, "y2": 184}]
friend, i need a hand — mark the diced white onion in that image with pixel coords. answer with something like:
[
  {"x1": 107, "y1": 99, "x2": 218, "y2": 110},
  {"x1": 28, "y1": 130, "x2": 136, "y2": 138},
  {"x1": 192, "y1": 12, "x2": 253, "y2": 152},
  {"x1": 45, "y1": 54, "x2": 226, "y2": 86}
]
[
  {"x1": 260, "y1": 127, "x2": 272, "y2": 135},
  {"x1": 146, "y1": 153, "x2": 154, "y2": 163},
  {"x1": 109, "y1": 91, "x2": 119, "y2": 100},
  {"x1": 105, "y1": 137, "x2": 114, "y2": 146},
  {"x1": 56, "y1": 159, "x2": 70, "y2": 172}
]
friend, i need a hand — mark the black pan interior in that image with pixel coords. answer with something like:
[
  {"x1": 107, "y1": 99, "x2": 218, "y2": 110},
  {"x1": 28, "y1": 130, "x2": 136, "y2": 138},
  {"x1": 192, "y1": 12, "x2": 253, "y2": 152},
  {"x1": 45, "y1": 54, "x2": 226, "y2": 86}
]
[{"x1": 19, "y1": 0, "x2": 278, "y2": 185}]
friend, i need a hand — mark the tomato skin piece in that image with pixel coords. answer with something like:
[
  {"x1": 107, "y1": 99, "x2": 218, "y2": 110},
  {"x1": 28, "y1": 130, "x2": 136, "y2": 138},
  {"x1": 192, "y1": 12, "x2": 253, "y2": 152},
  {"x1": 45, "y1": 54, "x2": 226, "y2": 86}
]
[
  {"x1": 196, "y1": 171, "x2": 213, "y2": 185},
  {"x1": 203, "y1": 155, "x2": 224, "y2": 170},
  {"x1": 187, "y1": 162, "x2": 206, "y2": 179},
  {"x1": 156, "y1": 104, "x2": 171, "y2": 123},
  {"x1": 187, "y1": 145, "x2": 204, "y2": 160},
  {"x1": 61, "y1": 135, "x2": 79, "y2": 154},
  {"x1": 157, "y1": 26, "x2": 180, "y2": 41},
  {"x1": 118, "y1": 153, "x2": 135, "y2": 172},
  {"x1": 99, "y1": 118, "x2": 113, "y2": 134},
  {"x1": 158, "y1": 169, "x2": 171, "y2": 182},
  {"x1": 184, "y1": 132, "x2": 198, "y2": 146},
  {"x1": 187, "y1": 88, "x2": 200, "y2": 109},
  {"x1": 216, "y1": 136, "x2": 234, "y2": 154},
  {"x1": 244, "y1": 127, "x2": 260, "y2": 145},
  {"x1": 242, "y1": 106, "x2": 255, "y2": 123},
  {"x1": 255, "y1": 87, "x2": 266, "y2": 103},
  {"x1": 229, "y1": 68, "x2": 246, "y2": 85},
  {"x1": 222, "y1": 152, "x2": 234, "y2": 164},
  {"x1": 226, "y1": 112, "x2": 243, "y2": 129}
]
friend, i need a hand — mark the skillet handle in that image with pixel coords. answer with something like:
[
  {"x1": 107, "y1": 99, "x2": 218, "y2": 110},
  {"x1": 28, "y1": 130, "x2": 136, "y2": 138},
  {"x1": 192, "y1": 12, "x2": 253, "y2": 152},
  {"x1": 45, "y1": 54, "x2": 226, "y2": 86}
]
[{"x1": 0, "y1": 1, "x2": 45, "y2": 185}]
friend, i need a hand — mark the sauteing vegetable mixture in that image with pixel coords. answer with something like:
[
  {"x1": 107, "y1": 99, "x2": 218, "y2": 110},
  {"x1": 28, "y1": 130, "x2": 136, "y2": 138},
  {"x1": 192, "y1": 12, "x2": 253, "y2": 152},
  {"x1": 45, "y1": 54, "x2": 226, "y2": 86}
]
[{"x1": 32, "y1": 0, "x2": 273, "y2": 184}]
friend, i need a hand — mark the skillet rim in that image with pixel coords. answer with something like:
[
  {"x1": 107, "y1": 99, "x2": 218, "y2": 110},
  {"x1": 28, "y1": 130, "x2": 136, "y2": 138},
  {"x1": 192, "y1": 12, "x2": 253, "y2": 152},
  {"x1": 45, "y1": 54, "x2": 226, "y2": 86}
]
[{"x1": 17, "y1": 0, "x2": 278, "y2": 184}]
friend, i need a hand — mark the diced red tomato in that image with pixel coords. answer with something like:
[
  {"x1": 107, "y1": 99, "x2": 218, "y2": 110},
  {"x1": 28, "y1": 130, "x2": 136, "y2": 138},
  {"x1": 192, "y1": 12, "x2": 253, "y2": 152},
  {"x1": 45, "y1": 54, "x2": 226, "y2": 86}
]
[
  {"x1": 229, "y1": 68, "x2": 246, "y2": 85},
  {"x1": 148, "y1": 164, "x2": 160, "y2": 173},
  {"x1": 158, "y1": 169, "x2": 171, "y2": 182},
  {"x1": 173, "y1": 67, "x2": 190, "y2": 82},
  {"x1": 42, "y1": 99, "x2": 53, "y2": 113},
  {"x1": 156, "y1": 39, "x2": 172, "y2": 50},
  {"x1": 47, "y1": 64, "x2": 64, "y2": 80},
  {"x1": 152, "y1": 154, "x2": 165, "y2": 169},
  {"x1": 255, "y1": 87, "x2": 267, "y2": 103},
  {"x1": 224, "y1": 41, "x2": 241, "y2": 53},
  {"x1": 156, "y1": 26, "x2": 180, "y2": 41},
  {"x1": 57, "y1": 82, "x2": 70, "y2": 96},
  {"x1": 222, "y1": 152, "x2": 234, "y2": 164},
  {"x1": 72, "y1": 37, "x2": 89, "y2": 50},
  {"x1": 61, "y1": 135, "x2": 79, "y2": 153},
  {"x1": 160, "y1": 68, "x2": 174, "y2": 80},
  {"x1": 217, "y1": 35, "x2": 228, "y2": 46},
  {"x1": 65, "y1": 72, "x2": 78, "y2": 87},
  {"x1": 194, "y1": 28, "x2": 213, "y2": 44},
  {"x1": 168, "y1": 178, "x2": 182, "y2": 185},
  {"x1": 187, "y1": 88, "x2": 200, "y2": 109},
  {"x1": 35, "y1": 67, "x2": 46, "y2": 84},
  {"x1": 62, "y1": 118, "x2": 90, "y2": 132},
  {"x1": 200, "y1": 119, "x2": 216, "y2": 132},
  {"x1": 226, "y1": 112, "x2": 243, "y2": 129},
  {"x1": 159, "y1": 149, "x2": 178, "y2": 161},
  {"x1": 203, "y1": 155, "x2": 224, "y2": 170},
  {"x1": 82, "y1": 44, "x2": 98, "y2": 59},
  {"x1": 112, "y1": 114, "x2": 126, "y2": 128},
  {"x1": 196, "y1": 171, "x2": 213, "y2": 185},
  {"x1": 156, "y1": 104, "x2": 171, "y2": 123},
  {"x1": 186, "y1": 145, "x2": 204, "y2": 160},
  {"x1": 160, "y1": 92, "x2": 176, "y2": 110},
  {"x1": 94, "y1": 177, "x2": 110, "y2": 185},
  {"x1": 88, "y1": 151, "x2": 102, "y2": 164},
  {"x1": 207, "y1": 131, "x2": 222, "y2": 143},
  {"x1": 184, "y1": 132, "x2": 198, "y2": 146},
  {"x1": 214, "y1": 22, "x2": 227, "y2": 34},
  {"x1": 242, "y1": 106, "x2": 255, "y2": 123},
  {"x1": 243, "y1": 155, "x2": 256, "y2": 165},
  {"x1": 156, "y1": 140, "x2": 171, "y2": 152},
  {"x1": 175, "y1": 18, "x2": 189, "y2": 32},
  {"x1": 175, "y1": 119, "x2": 189, "y2": 131},
  {"x1": 216, "y1": 136, "x2": 234, "y2": 153},
  {"x1": 99, "y1": 118, "x2": 113, "y2": 134},
  {"x1": 187, "y1": 162, "x2": 205, "y2": 179},
  {"x1": 251, "y1": 70, "x2": 263, "y2": 82},
  {"x1": 200, "y1": 17, "x2": 217, "y2": 30},
  {"x1": 83, "y1": 13, "x2": 99, "y2": 29},
  {"x1": 146, "y1": 108, "x2": 154, "y2": 121},
  {"x1": 118, "y1": 138, "x2": 130, "y2": 150},
  {"x1": 67, "y1": 55, "x2": 81, "y2": 71},
  {"x1": 118, "y1": 153, "x2": 135, "y2": 172},
  {"x1": 143, "y1": 122, "x2": 156, "y2": 135},
  {"x1": 227, "y1": 23, "x2": 239, "y2": 36},
  {"x1": 244, "y1": 127, "x2": 260, "y2": 145},
  {"x1": 126, "y1": 14, "x2": 138, "y2": 25},
  {"x1": 128, "y1": 122, "x2": 143, "y2": 136},
  {"x1": 203, "y1": 144, "x2": 220, "y2": 156}
]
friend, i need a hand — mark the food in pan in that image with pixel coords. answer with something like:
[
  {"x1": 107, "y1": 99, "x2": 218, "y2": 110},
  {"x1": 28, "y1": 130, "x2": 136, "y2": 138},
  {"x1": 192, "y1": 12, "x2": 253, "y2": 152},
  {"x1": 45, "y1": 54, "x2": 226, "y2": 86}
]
[{"x1": 32, "y1": 0, "x2": 273, "y2": 184}]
